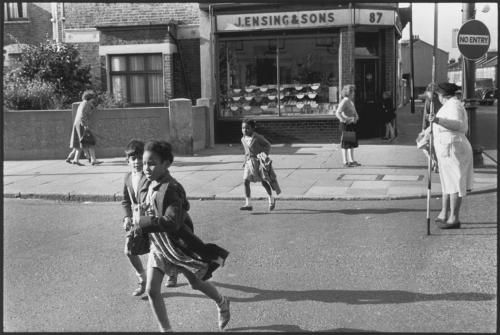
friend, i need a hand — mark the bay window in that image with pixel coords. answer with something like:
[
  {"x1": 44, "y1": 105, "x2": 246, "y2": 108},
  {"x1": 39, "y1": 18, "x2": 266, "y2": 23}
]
[{"x1": 109, "y1": 54, "x2": 163, "y2": 106}]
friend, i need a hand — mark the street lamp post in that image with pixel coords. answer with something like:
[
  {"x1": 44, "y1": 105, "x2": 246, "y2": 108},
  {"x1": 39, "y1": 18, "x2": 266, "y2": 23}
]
[{"x1": 462, "y1": 3, "x2": 483, "y2": 166}]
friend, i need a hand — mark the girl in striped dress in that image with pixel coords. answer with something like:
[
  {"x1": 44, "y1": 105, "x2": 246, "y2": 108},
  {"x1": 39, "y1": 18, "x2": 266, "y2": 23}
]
[{"x1": 127, "y1": 140, "x2": 230, "y2": 332}]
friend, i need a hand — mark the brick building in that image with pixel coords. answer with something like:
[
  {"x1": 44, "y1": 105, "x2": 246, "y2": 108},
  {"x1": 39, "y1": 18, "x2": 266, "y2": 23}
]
[
  {"x1": 199, "y1": 3, "x2": 409, "y2": 142},
  {"x1": 3, "y1": 2, "x2": 54, "y2": 67},
  {"x1": 399, "y1": 36, "x2": 449, "y2": 97},
  {"x1": 54, "y1": 2, "x2": 201, "y2": 105}
]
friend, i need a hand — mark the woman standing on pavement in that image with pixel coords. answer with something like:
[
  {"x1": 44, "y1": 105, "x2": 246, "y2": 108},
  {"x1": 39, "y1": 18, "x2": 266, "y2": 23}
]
[
  {"x1": 67, "y1": 90, "x2": 102, "y2": 166},
  {"x1": 336, "y1": 84, "x2": 361, "y2": 167},
  {"x1": 428, "y1": 82, "x2": 473, "y2": 229}
]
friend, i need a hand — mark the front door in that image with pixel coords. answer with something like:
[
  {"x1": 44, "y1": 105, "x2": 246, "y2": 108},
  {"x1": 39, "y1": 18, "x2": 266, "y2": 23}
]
[{"x1": 355, "y1": 59, "x2": 382, "y2": 138}]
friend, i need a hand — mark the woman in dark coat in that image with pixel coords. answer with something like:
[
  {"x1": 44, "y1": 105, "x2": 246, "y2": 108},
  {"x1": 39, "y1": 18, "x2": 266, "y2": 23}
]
[{"x1": 67, "y1": 90, "x2": 102, "y2": 165}]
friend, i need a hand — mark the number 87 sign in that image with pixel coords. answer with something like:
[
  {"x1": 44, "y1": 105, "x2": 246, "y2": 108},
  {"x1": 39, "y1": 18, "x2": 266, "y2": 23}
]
[{"x1": 355, "y1": 9, "x2": 395, "y2": 25}]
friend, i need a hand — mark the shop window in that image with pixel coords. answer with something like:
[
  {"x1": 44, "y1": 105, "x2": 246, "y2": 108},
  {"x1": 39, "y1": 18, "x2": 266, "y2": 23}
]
[
  {"x1": 4, "y1": 3, "x2": 28, "y2": 21},
  {"x1": 218, "y1": 34, "x2": 339, "y2": 119},
  {"x1": 109, "y1": 54, "x2": 163, "y2": 106}
]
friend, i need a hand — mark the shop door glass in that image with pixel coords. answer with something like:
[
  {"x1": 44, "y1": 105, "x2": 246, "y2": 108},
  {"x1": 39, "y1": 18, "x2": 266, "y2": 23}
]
[{"x1": 355, "y1": 59, "x2": 377, "y2": 104}]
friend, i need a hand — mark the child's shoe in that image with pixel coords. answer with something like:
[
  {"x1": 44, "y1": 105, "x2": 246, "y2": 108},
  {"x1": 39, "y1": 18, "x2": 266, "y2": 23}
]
[
  {"x1": 165, "y1": 274, "x2": 177, "y2": 287},
  {"x1": 133, "y1": 281, "x2": 146, "y2": 296},
  {"x1": 217, "y1": 296, "x2": 230, "y2": 330}
]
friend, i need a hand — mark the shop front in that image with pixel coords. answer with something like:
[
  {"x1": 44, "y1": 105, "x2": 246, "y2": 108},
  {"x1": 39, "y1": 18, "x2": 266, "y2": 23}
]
[{"x1": 200, "y1": 3, "x2": 403, "y2": 143}]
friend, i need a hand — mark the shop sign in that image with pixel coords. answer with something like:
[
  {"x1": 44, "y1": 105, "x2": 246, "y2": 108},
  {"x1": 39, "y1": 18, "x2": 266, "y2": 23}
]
[
  {"x1": 216, "y1": 9, "x2": 351, "y2": 32},
  {"x1": 355, "y1": 9, "x2": 395, "y2": 26}
]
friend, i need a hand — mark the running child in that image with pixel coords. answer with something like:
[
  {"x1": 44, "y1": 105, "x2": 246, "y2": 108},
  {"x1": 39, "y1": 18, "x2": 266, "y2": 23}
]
[
  {"x1": 121, "y1": 139, "x2": 178, "y2": 296},
  {"x1": 128, "y1": 140, "x2": 230, "y2": 331},
  {"x1": 240, "y1": 119, "x2": 281, "y2": 211}
]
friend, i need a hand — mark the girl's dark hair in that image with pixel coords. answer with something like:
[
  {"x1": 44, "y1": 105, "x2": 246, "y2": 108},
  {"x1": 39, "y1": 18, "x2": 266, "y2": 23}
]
[
  {"x1": 144, "y1": 140, "x2": 174, "y2": 163},
  {"x1": 242, "y1": 119, "x2": 256, "y2": 129},
  {"x1": 125, "y1": 139, "x2": 144, "y2": 158}
]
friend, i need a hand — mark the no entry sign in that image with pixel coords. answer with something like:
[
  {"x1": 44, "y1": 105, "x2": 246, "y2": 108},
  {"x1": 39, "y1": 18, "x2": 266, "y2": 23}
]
[{"x1": 457, "y1": 19, "x2": 490, "y2": 60}]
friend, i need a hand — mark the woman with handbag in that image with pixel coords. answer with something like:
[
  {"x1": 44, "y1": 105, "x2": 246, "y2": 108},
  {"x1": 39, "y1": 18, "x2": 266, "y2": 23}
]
[
  {"x1": 67, "y1": 90, "x2": 102, "y2": 166},
  {"x1": 336, "y1": 85, "x2": 361, "y2": 167}
]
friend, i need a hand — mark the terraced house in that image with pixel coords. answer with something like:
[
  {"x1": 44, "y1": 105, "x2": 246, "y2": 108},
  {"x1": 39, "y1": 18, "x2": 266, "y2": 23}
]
[{"x1": 4, "y1": 2, "x2": 411, "y2": 143}]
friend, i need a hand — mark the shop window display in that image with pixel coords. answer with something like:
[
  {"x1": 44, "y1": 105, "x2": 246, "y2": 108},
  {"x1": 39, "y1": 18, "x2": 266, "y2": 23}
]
[{"x1": 218, "y1": 34, "x2": 339, "y2": 119}]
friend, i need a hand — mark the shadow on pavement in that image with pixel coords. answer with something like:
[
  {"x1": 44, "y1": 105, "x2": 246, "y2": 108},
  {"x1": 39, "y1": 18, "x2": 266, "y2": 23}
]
[
  {"x1": 165, "y1": 282, "x2": 495, "y2": 305},
  {"x1": 251, "y1": 207, "x2": 427, "y2": 215},
  {"x1": 227, "y1": 324, "x2": 378, "y2": 332}
]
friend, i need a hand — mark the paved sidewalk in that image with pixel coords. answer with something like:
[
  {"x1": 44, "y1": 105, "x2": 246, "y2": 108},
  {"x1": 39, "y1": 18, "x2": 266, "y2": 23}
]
[
  {"x1": 3, "y1": 141, "x2": 497, "y2": 201},
  {"x1": 3, "y1": 103, "x2": 497, "y2": 201}
]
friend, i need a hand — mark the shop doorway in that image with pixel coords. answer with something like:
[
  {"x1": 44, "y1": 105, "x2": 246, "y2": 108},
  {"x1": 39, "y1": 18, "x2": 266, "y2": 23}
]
[{"x1": 355, "y1": 59, "x2": 382, "y2": 138}]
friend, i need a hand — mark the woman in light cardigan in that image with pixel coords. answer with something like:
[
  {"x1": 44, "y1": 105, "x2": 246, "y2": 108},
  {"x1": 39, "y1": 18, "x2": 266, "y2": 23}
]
[
  {"x1": 428, "y1": 82, "x2": 473, "y2": 229},
  {"x1": 336, "y1": 84, "x2": 361, "y2": 167}
]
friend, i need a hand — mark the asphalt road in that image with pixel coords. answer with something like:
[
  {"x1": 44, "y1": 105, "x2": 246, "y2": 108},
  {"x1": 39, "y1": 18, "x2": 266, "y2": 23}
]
[
  {"x1": 3, "y1": 194, "x2": 497, "y2": 332},
  {"x1": 475, "y1": 103, "x2": 498, "y2": 161}
]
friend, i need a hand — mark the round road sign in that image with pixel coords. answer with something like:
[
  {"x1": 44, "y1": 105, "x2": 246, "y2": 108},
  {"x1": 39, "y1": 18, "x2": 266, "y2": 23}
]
[{"x1": 457, "y1": 19, "x2": 490, "y2": 60}]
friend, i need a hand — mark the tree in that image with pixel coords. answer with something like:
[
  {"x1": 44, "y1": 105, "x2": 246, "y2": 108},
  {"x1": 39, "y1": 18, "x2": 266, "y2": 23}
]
[{"x1": 16, "y1": 39, "x2": 92, "y2": 106}]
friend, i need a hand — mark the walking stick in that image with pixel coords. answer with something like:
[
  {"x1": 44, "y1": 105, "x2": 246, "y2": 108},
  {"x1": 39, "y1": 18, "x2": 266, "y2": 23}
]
[{"x1": 426, "y1": 2, "x2": 438, "y2": 236}]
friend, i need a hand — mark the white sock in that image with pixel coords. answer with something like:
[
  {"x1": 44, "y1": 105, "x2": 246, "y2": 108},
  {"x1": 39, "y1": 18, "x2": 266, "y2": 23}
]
[
  {"x1": 268, "y1": 195, "x2": 274, "y2": 204},
  {"x1": 136, "y1": 271, "x2": 146, "y2": 283},
  {"x1": 245, "y1": 197, "x2": 251, "y2": 206}
]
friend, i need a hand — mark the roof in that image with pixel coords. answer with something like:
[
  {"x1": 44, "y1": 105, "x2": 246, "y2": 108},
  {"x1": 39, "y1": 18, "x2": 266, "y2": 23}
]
[{"x1": 400, "y1": 38, "x2": 448, "y2": 55}]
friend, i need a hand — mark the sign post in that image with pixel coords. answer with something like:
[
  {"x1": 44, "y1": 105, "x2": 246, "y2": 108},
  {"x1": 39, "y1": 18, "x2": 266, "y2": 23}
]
[{"x1": 457, "y1": 11, "x2": 490, "y2": 167}]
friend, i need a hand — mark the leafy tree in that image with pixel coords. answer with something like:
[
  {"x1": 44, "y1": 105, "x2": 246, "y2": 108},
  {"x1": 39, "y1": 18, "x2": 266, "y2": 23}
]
[{"x1": 15, "y1": 39, "x2": 92, "y2": 106}]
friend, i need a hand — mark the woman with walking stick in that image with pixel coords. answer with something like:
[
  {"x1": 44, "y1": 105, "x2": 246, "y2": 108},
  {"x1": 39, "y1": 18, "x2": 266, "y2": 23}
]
[{"x1": 427, "y1": 82, "x2": 473, "y2": 229}]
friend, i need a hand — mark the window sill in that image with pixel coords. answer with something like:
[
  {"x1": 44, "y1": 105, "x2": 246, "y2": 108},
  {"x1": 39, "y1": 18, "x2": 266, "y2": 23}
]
[
  {"x1": 219, "y1": 114, "x2": 338, "y2": 121},
  {"x1": 4, "y1": 19, "x2": 30, "y2": 24}
]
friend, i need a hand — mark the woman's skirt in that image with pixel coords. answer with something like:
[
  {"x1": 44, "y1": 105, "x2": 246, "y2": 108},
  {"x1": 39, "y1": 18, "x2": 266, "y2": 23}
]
[
  {"x1": 69, "y1": 123, "x2": 84, "y2": 149},
  {"x1": 340, "y1": 122, "x2": 359, "y2": 149},
  {"x1": 243, "y1": 157, "x2": 263, "y2": 182},
  {"x1": 434, "y1": 134, "x2": 473, "y2": 197}
]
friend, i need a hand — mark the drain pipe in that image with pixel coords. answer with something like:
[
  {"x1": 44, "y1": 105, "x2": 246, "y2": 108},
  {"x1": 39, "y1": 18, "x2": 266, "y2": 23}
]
[{"x1": 168, "y1": 24, "x2": 193, "y2": 102}]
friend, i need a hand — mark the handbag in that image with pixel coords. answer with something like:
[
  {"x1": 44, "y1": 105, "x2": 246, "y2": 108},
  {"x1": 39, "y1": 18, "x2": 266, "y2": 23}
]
[
  {"x1": 416, "y1": 130, "x2": 430, "y2": 149},
  {"x1": 80, "y1": 128, "x2": 96, "y2": 146},
  {"x1": 342, "y1": 130, "x2": 357, "y2": 143},
  {"x1": 125, "y1": 186, "x2": 150, "y2": 256}
]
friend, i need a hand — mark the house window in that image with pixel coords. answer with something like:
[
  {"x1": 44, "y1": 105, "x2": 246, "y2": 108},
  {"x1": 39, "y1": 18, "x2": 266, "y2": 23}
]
[
  {"x1": 109, "y1": 54, "x2": 164, "y2": 106},
  {"x1": 4, "y1": 3, "x2": 28, "y2": 21}
]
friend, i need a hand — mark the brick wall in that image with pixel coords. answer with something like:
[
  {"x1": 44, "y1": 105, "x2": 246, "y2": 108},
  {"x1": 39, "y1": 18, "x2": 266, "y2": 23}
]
[
  {"x1": 3, "y1": 3, "x2": 52, "y2": 45},
  {"x1": 215, "y1": 119, "x2": 341, "y2": 144},
  {"x1": 63, "y1": 3, "x2": 200, "y2": 28},
  {"x1": 384, "y1": 28, "x2": 396, "y2": 95},
  {"x1": 69, "y1": 42, "x2": 101, "y2": 87},
  {"x1": 340, "y1": 27, "x2": 355, "y2": 87}
]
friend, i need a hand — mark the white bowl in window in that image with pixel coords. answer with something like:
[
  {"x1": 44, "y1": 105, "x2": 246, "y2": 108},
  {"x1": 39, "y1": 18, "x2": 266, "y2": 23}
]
[
  {"x1": 243, "y1": 105, "x2": 252, "y2": 111},
  {"x1": 245, "y1": 96, "x2": 253, "y2": 101},
  {"x1": 308, "y1": 93, "x2": 317, "y2": 99},
  {"x1": 296, "y1": 102, "x2": 304, "y2": 109},
  {"x1": 279, "y1": 86, "x2": 285, "y2": 91},
  {"x1": 279, "y1": 93, "x2": 285, "y2": 99},
  {"x1": 295, "y1": 85, "x2": 303, "y2": 91},
  {"x1": 232, "y1": 96, "x2": 241, "y2": 101},
  {"x1": 261, "y1": 105, "x2": 269, "y2": 111},
  {"x1": 245, "y1": 87, "x2": 254, "y2": 93},
  {"x1": 260, "y1": 86, "x2": 268, "y2": 92},
  {"x1": 296, "y1": 93, "x2": 305, "y2": 99},
  {"x1": 311, "y1": 83, "x2": 320, "y2": 90},
  {"x1": 230, "y1": 106, "x2": 239, "y2": 111},
  {"x1": 310, "y1": 102, "x2": 318, "y2": 108},
  {"x1": 233, "y1": 88, "x2": 242, "y2": 93},
  {"x1": 279, "y1": 104, "x2": 285, "y2": 109},
  {"x1": 267, "y1": 95, "x2": 276, "y2": 100}
]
